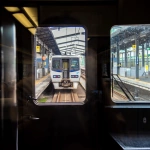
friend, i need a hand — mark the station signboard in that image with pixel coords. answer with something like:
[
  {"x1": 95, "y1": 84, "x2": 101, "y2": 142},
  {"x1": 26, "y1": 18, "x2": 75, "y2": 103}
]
[{"x1": 36, "y1": 46, "x2": 40, "y2": 52}]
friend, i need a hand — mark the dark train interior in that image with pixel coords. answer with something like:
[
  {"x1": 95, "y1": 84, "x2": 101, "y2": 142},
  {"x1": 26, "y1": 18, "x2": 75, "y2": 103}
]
[{"x1": 1, "y1": 0, "x2": 150, "y2": 150}]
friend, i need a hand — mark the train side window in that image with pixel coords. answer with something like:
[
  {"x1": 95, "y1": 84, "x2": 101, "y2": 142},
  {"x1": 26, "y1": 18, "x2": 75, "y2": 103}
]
[
  {"x1": 110, "y1": 24, "x2": 150, "y2": 103},
  {"x1": 34, "y1": 26, "x2": 87, "y2": 105}
]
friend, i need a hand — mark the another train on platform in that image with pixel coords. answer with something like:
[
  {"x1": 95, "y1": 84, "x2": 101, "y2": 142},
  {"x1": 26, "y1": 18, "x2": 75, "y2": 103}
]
[{"x1": 50, "y1": 55, "x2": 81, "y2": 89}]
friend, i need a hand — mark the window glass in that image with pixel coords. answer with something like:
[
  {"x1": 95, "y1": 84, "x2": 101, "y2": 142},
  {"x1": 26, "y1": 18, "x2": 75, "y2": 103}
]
[
  {"x1": 52, "y1": 59, "x2": 60, "y2": 69},
  {"x1": 34, "y1": 26, "x2": 86, "y2": 105},
  {"x1": 111, "y1": 25, "x2": 150, "y2": 102},
  {"x1": 70, "y1": 58, "x2": 79, "y2": 70}
]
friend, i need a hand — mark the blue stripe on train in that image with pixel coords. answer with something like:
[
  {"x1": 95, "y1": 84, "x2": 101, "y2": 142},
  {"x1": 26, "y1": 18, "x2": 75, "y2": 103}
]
[
  {"x1": 53, "y1": 70, "x2": 79, "y2": 72},
  {"x1": 70, "y1": 70, "x2": 79, "y2": 72},
  {"x1": 53, "y1": 70, "x2": 62, "y2": 72}
]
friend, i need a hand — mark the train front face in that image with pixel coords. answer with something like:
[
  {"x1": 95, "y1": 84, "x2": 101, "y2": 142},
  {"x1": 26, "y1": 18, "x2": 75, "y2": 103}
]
[{"x1": 51, "y1": 56, "x2": 80, "y2": 89}]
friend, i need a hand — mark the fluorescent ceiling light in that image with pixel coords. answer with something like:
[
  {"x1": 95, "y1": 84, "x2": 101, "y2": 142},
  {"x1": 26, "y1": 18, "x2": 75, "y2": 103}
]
[
  {"x1": 28, "y1": 28, "x2": 36, "y2": 35},
  {"x1": 23, "y1": 7, "x2": 38, "y2": 26},
  {"x1": 120, "y1": 50, "x2": 125, "y2": 52},
  {"x1": 140, "y1": 34, "x2": 146, "y2": 37},
  {"x1": 123, "y1": 40, "x2": 128, "y2": 43},
  {"x1": 5, "y1": 7, "x2": 20, "y2": 12},
  {"x1": 13, "y1": 13, "x2": 33, "y2": 28}
]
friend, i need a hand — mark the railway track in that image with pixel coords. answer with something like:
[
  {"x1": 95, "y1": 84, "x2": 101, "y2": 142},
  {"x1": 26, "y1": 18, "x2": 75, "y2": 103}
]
[
  {"x1": 37, "y1": 77, "x2": 86, "y2": 103},
  {"x1": 51, "y1": 89, "x2": 80, "y2": 102},
  {"x1": 112, "y1": 90, "x2": 128, "y2": 100},
  {"x1": 112, "y1": 89, "x2": 149, "y2": 101}
]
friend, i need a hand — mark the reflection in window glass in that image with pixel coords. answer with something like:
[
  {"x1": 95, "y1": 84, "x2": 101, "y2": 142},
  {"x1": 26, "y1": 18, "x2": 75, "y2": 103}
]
[
  {"x1": 111, "y1": 25, "x2": 150, "y2": 102},
  {"x1": 1, "y1": 24, "x2": 16, "y2": 104}
]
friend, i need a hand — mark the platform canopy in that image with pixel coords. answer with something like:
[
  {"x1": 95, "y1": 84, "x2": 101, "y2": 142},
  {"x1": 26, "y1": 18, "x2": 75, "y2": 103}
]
[
  {"x1": 111, "y1": 25, "x2": 150, "y2": 49},
  {"x1": 50, "y1": 27, "x2": 86, "y2": 56},
  {"x1": 36, "y1": 27, "x2": 61, "y2": 55},
  {"x1": 36, "y1": 26, "x2": 85, "y2": 56}
]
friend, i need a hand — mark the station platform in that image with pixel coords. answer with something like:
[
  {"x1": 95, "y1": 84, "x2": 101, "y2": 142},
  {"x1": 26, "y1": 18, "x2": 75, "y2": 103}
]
[
  {"x1": 35, "y1": 73, "x2": 51, "y2": 99},
  {"x1": 80, "y1": 76, "x2": 86, "y2": 90},
  {"x1": 118, "y1": 75, "x2": 150, "y2": 91}
]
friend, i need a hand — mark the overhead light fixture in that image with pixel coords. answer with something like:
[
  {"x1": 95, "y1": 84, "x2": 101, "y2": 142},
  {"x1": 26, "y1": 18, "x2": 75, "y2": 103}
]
[
  {"x1": 131, "y1": 38, "x2": 135, "y2": 41},
  {"x1": 13, "y1": 13, "x2": 33, "y2": 28},
  {"x1": 119, "y1": 50, "x2": 125, "y2": 53},
  {"x1": 123, "y1": 40, "x2": 127, "y2": 43},
  {"x1": 140, "y1": 34, "x2": 146, "y2": 37},
  {"x1": 28, "y1": 28, "x2": 36, "y2": 35},
  {"x1": 5, "y1": 7, "x2": 20, "y2": 12},
  {"x1": 23, "y1": 7, "x2": 38, "y2": 27}
]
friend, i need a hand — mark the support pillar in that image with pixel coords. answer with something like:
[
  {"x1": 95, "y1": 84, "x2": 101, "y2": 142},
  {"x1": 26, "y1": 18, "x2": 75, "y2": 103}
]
[
  {"x1": 125, "y1": 45, "x2": 127, "y2": 67},
  {"x1": 117, "y1": 45, "x2": 120, "y2": 75},
  {"x1": 135, "y1": 39, "x2": 139, "y2": 79},
  {"x1": 142, "y1": 44, "x2": 145, "y2": 67}
]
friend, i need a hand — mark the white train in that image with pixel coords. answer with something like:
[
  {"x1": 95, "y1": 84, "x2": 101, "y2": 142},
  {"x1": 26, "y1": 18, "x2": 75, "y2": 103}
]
[{"x1": 50, "y1": 55, "x2": 81, "y2": 89}]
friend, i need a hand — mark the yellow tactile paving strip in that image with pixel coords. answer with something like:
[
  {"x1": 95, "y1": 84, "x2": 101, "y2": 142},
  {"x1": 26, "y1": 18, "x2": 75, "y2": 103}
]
[{"x1": 35, "y1": 73, "x2": 50, "y2": 85}]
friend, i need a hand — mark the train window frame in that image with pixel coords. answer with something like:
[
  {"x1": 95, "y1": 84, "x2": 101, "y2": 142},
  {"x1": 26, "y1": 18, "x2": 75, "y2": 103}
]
[
  {"x1": 32, "y1": 25, "x2": 88, "y2": 106},
  {"x1": 110, "y1": 24, "x2": 150, "y2": 108}
]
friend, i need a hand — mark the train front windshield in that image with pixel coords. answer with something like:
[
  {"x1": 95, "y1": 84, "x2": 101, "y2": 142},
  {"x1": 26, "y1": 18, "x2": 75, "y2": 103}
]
[
  {"x1": 70, "y1": 58, "x2": 79, "y2": 71},
  {"x1": 52, "y1": 59, "x2": 61, "y2": 70}
]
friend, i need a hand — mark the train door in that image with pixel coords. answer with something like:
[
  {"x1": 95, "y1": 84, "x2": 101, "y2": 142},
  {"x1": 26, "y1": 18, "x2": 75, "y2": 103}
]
[{"x1": 62, "y1": 59, "x2": 69, "y2": 79}]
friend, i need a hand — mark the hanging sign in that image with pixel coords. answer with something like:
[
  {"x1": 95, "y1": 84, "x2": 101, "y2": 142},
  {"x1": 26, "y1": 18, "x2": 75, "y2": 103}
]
[
  {"x1": 132, "y1": 45, "x2": 136, "y2": 51},
  {"x1": 147, "y1": 47, "x2": 150, "y2": 50},
  {"x1": 145, "y1": 65, "x2": 148, "y2": 72},
  {"x1": 36, "y1": 46, "x2": 40, "y2": 52},
  {"x1": 132, "y1": 45, "x2": 136, "y2": 49}
]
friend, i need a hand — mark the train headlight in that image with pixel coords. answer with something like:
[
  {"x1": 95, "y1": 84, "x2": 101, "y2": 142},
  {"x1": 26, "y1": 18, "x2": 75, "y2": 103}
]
[
  {"x1": 53, "y1": 75, "x2": 60, "y2": 78},
  {"x1": 71, "y1": 75, "x2": 78, "y2": 78}
]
